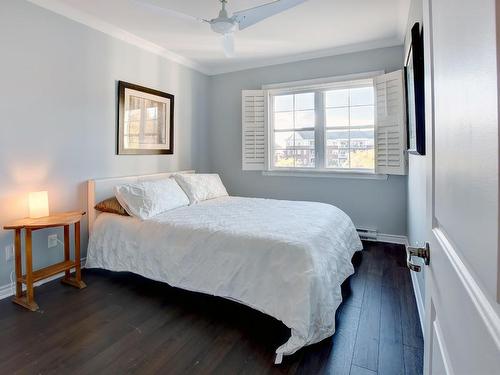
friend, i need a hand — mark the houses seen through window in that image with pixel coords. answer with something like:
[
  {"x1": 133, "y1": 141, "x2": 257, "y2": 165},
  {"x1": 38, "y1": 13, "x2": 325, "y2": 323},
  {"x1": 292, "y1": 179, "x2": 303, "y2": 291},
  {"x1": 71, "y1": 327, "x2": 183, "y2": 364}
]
[
  {"x1": 273, "y1": 93, "x2": 316, "y2": 168},
  {"x1": 271, "y1": 80, "x2": 375, "y2": 171}
]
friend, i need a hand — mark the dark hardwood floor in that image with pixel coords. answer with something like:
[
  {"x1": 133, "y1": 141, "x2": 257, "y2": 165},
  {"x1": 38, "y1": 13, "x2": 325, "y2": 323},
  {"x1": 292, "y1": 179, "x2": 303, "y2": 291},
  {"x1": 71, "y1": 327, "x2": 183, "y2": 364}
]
[{"x1": 0, "y1": 241, "x2": 423, "y2": 375}]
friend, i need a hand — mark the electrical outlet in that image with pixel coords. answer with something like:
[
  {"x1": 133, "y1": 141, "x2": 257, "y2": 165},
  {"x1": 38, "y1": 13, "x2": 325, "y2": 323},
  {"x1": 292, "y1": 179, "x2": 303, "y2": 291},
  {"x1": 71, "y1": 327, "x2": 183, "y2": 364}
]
[
  {"x1": 48, "y1": 234, "x2": 58, "y2": 248},
  {"x1": 4, "y1": 245, "x2": 14, "y2": 262}
]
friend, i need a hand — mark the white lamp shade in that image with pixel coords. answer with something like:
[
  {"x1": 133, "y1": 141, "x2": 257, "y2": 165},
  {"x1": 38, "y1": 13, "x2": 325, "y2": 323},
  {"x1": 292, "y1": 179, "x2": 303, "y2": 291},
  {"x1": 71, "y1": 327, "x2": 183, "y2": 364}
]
[{"x1": 28, "y1": 191, "x2": 49, "y2": 218}]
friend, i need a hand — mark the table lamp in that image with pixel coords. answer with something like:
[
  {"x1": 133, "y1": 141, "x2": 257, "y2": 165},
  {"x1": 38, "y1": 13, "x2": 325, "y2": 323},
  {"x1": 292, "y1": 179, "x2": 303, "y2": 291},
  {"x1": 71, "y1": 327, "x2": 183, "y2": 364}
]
[{"x1": 28, "y1": 191, "x2": 49, "y2": 218}]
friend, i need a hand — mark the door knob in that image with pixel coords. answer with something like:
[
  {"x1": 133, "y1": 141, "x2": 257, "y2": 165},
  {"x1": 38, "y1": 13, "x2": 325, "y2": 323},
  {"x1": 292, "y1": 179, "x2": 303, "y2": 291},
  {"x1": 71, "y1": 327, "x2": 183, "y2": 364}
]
[{"x1": 406, "y1": 242, "x2": 430, "y2": 272}]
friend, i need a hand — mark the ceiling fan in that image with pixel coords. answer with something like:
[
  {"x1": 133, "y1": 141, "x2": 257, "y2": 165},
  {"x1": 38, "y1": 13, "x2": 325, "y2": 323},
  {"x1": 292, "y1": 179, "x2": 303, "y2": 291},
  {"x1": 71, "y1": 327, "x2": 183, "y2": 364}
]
[{"x1": 134, "y1": 0, "x2": 308, "y2": 57}]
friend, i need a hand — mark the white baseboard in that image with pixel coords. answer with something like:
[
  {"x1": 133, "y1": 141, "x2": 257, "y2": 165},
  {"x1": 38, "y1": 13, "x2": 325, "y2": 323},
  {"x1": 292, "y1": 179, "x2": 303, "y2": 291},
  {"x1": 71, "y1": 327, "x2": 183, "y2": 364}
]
[
  {"x1": 376, "y1": 233, "x2": 408, "y2": 245},
  {"x1": 359, "y1": 231, "x2": 408, "y2": 245},
  {"x1": 0, "y1": 258, "x2": 86, "y2": 301},
  {"x1": 402, "y1": 238, "x2": 425, "y2": 336},
  {"x1": 0, "y1": 283, "x2": 15, "y2": 301},
  {"x1": 410, "y1": 266, "x2": 426, "y2": 335}
]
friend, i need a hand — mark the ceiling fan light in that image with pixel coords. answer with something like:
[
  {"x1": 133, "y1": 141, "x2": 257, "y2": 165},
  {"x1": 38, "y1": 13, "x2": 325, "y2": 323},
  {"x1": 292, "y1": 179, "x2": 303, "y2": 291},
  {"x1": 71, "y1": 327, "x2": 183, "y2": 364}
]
[{"x1": 210, "y1": 20, "x2": 236, "y2": 34}]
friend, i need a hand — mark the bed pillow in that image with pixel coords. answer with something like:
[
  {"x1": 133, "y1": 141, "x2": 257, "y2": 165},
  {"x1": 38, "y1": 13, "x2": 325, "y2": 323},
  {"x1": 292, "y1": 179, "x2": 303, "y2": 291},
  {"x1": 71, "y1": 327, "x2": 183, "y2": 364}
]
[
  {"x1": 173, "y1": 173, "x2": 228, "y2": 204},
  {"x1": 94, "y1": 197, "x2": 129, "y2": 216},
  {"x1": 114, "y1": 178, "x2": 189, "y2": 219}
]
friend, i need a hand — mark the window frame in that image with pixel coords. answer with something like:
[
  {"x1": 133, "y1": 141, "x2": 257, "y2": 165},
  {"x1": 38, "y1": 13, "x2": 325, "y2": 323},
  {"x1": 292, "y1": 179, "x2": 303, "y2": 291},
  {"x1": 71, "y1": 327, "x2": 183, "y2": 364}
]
[{"x1": 264, "y1": 71, "x2": 384, "y2": 176}]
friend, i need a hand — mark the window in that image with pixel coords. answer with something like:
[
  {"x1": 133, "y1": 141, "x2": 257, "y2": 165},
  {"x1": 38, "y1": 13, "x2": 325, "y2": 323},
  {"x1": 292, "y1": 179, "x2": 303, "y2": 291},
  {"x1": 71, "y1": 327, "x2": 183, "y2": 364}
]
[
  {"x1": 270, "y1": 79, "x2": 375, "y2": 172},
  {"x1": 273, "y1": 92, "x2": 315, "y2": 168},
  {"x1": 325, "y1": 86, "x2": 375, "y2": 170},
  {"x1": 241, "y1": 71, "x2": 407, "y2": 176}
]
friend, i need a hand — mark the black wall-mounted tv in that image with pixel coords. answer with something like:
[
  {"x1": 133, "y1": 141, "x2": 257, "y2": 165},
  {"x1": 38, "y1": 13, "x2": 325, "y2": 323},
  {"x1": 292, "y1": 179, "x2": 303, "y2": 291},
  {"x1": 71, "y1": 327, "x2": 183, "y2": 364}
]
[{"x1": 405, "y1": 22, "x2": 426, "y2": 155}]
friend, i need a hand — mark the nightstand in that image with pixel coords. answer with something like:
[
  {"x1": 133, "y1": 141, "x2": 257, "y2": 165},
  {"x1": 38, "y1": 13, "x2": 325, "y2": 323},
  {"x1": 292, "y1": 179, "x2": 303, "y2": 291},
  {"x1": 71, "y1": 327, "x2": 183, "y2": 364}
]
[{"x1": 3, "y1": 211, "x2": 87, "y2": 311}]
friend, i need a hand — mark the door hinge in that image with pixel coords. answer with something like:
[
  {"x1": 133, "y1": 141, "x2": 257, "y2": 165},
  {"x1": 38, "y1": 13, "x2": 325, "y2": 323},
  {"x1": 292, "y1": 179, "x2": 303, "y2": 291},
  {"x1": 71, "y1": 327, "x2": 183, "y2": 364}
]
[{"x1": 406, "y1": 242, "x2": 430, "y2": 272}]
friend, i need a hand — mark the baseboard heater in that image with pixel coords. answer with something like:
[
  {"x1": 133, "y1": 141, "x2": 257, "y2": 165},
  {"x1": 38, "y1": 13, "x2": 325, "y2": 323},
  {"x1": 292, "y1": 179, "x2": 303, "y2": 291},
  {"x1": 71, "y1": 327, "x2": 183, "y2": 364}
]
[{"x1": 356, "y1": 228, "x2": 378, "y2": 241}]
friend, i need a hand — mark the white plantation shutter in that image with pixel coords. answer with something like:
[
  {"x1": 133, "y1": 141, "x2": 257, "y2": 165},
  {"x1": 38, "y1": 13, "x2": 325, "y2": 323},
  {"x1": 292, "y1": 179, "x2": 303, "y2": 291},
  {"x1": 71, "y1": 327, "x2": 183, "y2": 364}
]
[
  {"x1": 242, "y1": 90, "x2": 267, "y2": 170},
  {"x1": 374, "y1": 70, "x2": 407, "y2": 175}
]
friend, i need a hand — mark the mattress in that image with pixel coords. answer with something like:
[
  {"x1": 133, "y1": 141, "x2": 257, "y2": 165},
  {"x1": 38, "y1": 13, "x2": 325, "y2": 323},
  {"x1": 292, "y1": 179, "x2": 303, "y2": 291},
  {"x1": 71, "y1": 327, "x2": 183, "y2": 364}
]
[{"x1": 86, "y1": 196, "x2": 363, "y2": 363}]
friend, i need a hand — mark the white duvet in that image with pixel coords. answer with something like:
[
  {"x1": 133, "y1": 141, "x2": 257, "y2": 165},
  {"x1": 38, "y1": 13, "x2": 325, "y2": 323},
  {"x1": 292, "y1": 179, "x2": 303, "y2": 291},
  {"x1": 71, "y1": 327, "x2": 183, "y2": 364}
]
[{"x1": 86, "y1": 196, "x2": 363, "y2": 362}]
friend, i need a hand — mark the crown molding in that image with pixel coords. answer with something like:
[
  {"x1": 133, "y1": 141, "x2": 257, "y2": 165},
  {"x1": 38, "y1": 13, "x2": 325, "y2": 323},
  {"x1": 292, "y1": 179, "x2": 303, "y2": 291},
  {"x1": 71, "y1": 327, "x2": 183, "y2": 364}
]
[
  {"x1": 27, "y1": 0, "x2": 403, "y2": 77},
  {"x1": 205, "y1": 38, "x2": 403, "y2": 76},
  {"x1": 27, "y1": 0, "x2": 211, "y2": 75}
]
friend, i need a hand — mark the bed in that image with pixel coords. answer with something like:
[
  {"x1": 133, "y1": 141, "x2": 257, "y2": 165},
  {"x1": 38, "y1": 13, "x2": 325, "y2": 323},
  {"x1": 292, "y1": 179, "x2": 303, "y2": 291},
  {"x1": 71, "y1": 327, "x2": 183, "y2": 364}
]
[{"x1": 85, "y1": 171, "x2": 363, "y2": 363}]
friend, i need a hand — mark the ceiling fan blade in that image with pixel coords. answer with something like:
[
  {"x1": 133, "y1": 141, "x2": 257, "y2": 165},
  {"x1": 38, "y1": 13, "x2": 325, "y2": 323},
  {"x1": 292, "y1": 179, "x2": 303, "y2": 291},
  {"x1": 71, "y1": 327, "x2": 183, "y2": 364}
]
[
  {"x1": 222, "y1": 33, "x2": 235, "y2": 58},
  {"x1": 233, "y1": 0, "x2": 308, "y2": 30},
  {"x1": 132, "y1": 0, "x2": 209, "y2": 24}
]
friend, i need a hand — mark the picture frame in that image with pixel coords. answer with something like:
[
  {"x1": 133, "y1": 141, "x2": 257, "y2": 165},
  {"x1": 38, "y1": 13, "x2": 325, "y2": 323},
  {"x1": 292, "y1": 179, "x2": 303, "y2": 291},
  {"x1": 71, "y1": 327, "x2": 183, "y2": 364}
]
[
  {"x1": 117, "y1": 81, "x2": 174, "y2": 155},
  {"x1": 405, "y1": 22, "x2": 425, "y2": 155}
]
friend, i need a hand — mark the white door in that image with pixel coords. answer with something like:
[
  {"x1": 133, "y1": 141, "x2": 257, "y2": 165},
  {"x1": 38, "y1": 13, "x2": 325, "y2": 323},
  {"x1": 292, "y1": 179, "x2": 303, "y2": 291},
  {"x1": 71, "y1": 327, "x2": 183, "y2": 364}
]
[{"x1": 421, "y1": 0, "x2": 500, "y2": 374}]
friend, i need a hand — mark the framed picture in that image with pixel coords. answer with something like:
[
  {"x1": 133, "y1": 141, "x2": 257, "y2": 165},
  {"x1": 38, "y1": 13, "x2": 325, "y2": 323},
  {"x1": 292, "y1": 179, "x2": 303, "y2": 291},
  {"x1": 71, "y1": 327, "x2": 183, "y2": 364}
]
[
  {"x1": 405, "y1": 22, "x2": 425, "y2": 155},
  {"x1": 117, "y1": 81, "x2": 174, "y2": 155}
]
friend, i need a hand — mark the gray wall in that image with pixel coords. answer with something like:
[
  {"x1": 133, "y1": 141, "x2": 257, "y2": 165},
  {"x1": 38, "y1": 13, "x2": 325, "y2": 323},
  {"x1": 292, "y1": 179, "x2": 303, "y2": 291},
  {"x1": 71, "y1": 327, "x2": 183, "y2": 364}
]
[
  {"x1": 0, "y1": 0, "x2": 210, "y2": 286},
  {"x1": 208, "y1": 46, "x2": 407, "y2": 236},
  {"x1": 405, "y1": 0, "x2": 426, "y2": 303}
]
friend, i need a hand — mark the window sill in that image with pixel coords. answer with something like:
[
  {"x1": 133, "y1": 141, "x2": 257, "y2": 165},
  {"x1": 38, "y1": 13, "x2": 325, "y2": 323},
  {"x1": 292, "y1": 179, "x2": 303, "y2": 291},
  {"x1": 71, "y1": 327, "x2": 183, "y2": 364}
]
[{"x1": 262, "y1": 169, "x2": 388, "y2": 180}]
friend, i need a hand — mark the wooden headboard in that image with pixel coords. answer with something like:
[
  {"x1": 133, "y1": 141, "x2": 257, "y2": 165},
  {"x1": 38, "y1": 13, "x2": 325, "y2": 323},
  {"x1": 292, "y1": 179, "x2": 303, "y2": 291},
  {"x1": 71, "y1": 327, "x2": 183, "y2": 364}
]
[{"x1": 87, "y1": 170, "x2": 195, "y2": 235}]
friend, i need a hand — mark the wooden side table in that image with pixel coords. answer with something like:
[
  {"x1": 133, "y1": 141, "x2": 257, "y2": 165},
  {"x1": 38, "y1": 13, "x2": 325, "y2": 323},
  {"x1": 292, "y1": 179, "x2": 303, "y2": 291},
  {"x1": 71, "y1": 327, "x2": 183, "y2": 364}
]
[{"x1": 3, "y1": 211, "x2": 87, "y2": 311}]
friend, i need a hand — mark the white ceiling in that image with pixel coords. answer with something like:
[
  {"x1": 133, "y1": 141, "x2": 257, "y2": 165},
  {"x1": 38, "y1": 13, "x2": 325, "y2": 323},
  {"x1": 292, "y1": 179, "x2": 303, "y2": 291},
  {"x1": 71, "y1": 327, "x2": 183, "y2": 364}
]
[{"x1": 29, "y1": 0, "x2": 410, "y2": 75}]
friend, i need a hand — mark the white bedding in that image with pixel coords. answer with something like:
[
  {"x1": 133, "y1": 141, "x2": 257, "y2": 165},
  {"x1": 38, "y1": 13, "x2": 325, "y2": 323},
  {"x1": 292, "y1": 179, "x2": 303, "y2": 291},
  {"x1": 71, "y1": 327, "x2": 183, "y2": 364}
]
[{"x1": 86, "y1": 196, "x2": 363, "y2": 362}]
